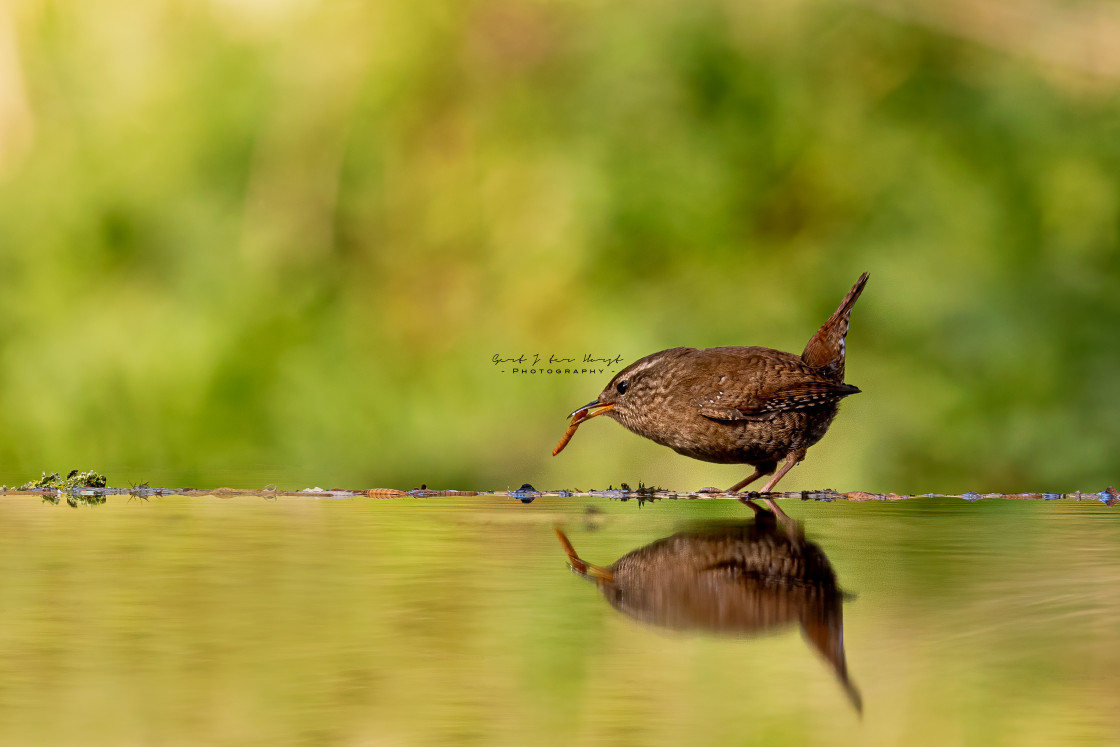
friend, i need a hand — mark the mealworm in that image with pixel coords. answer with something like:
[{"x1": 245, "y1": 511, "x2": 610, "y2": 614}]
[{"x1": 552, "y1": 408, "x2": 589, "y2": 456}]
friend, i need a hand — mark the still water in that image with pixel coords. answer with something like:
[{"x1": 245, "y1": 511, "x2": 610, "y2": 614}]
[{"x1": 1, "y1": 495, "x2": 1117, "y2": 746}]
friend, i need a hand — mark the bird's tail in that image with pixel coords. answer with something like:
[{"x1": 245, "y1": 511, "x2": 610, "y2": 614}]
[{"x1": 801, "y1": 272, "x2": 869, "y2": 383}]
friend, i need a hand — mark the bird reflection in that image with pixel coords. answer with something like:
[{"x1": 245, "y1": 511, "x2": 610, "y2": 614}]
[{"x1": 555, "y1": 502, "x2": 861, "y2": 713}]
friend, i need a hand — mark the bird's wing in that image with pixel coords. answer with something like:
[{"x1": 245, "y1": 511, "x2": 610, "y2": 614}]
[{"x1": 697, "y1": 376, "x2": 860, "y2": 421}]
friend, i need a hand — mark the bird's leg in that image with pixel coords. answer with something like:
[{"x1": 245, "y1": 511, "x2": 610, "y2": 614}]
[
  {"x1": 727, "y1": 464, "x2": 773, "y2": 493},
  {"x1": 750, "y1": 451, "x2": 805, "y2": 528},
  {"x1": 759, "y1": 451, "x2": 802, "y2": 494},
  {"x1": 728, "y1": 462, "x2": 791, "y2": 523},
  {"x1": 728, "y1": 452, "x2": 803, "y2": 526}
]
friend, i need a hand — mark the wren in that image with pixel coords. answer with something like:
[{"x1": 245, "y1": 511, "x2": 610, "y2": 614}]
[{"x1": 553, "y1": 273, "x2": 869, "y2": 500}]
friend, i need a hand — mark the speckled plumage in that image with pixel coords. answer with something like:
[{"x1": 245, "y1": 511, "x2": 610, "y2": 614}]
[{"x1": 554, "y1": 273, "x2": 869, "y2": 494}]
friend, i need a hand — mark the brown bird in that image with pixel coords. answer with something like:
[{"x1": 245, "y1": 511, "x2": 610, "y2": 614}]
[{"x1": 553, "y1": 273, "x2": 869, "y2": 500}]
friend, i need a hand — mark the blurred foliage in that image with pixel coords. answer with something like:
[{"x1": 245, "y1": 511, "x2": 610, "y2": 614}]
[{"x1": 0, "y1": 0, "x2": 1117, "y2": 491}]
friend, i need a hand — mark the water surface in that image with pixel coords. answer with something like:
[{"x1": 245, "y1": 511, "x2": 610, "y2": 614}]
[{"x1": 1, "y1": 496, "x2": 1117, "y2": 746}]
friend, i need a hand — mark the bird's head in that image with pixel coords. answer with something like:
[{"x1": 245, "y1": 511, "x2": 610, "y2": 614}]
[{"x1": 552, "y1": 348, "x2": 688, "y2": 455}]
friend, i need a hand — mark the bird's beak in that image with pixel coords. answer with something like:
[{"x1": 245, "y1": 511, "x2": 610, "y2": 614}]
[
  {"x1": 567, "y1": 400, "x2": 615, "y2": 419},
  {"x1": 553, "y1": 400, "x2": 616, "y2": 456}
]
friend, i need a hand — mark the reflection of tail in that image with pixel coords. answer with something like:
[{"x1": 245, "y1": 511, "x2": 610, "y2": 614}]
[
  {"x1": 554, "y1": 527, "x2": 614, "y2": 583},
  {"x1": 801, "y1": 272, "x2": 869, "y2": 383},
  {"x1": 802, "y1": 614, "x2": 863, "y2": 715}
]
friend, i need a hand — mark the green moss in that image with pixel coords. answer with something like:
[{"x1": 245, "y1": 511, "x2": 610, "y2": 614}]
[
  {"x1": 19, "y1": 470, "x2": 109, "y2": 506},
  {"x1": 20, "y1": 470, "x2": 108, "y2": 490}
]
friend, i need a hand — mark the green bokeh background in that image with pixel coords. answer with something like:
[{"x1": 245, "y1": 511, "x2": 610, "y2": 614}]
[{"x1": 1, "y1": 0, "x2": 1117, "y2": 492}]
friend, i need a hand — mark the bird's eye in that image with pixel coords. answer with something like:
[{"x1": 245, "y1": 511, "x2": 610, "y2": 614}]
[{"x1": 616, "y1": 380, "x2": 629, "y2": 395}]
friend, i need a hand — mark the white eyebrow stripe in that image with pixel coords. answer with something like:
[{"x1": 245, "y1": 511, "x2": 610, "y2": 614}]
[{"x1": 621, "y1": 357, "x2": 660, "y2": 377}]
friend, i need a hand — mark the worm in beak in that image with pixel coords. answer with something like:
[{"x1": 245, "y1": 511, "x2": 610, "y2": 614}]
[{"x1": 552, "y1": 401, "x2": 616, "y2": 456}]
